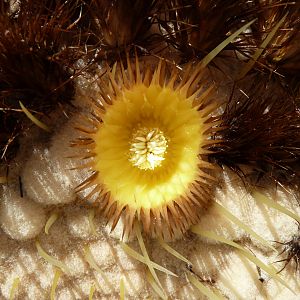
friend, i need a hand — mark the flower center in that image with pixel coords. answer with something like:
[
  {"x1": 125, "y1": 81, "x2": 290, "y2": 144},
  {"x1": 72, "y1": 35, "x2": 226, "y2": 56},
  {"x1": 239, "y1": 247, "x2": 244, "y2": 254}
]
[{"x1": 129, "y1": 127, "x2": 168, "y2": 170}]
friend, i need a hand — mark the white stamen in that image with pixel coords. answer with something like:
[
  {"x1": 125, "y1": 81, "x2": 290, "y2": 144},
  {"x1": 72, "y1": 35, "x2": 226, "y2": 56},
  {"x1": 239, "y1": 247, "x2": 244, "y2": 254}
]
[
  {"x1": 129, "y1": 128, "x2": 168, "y2": 170},
  {"x1": 135, "y1": 137, "x2": 147, "y2": 142}
]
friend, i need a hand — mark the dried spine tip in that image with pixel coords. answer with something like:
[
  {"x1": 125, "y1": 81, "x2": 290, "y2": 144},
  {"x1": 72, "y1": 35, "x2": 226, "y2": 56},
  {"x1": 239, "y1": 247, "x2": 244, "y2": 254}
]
[
  {"x1": 233, "y1": 1, "x2": 300, "y2": 89},
  {"x1": 0, "y1": 0, "x2": 81, "y2": 161},
  {"x1": 73, "y1": 56, "x2": 221, "y2": 239},
  {"x1": 275, "y1": 231, "x2": 300, "y2": 273},
  {"x1": 84, "y1": 0, "x2": 159, "y2": 61},
  {"x1": 210, "y1": 82, "x2": 300, "y2": 187}
]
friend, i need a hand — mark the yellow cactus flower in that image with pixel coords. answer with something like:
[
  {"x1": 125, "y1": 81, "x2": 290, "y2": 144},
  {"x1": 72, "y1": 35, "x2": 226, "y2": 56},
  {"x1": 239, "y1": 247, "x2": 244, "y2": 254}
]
[{"x1": 73, "y1": 57, "x2": 221, "y2": 239}]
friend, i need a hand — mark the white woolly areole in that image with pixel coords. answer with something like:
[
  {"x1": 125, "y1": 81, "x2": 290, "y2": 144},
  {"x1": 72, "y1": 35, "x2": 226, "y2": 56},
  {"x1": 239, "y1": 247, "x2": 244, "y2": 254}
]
[
  {"x1": 216, "y1": 249, "x2": 266, "y2": 300},
  {"x1": 21, "y1": 116, "x2": 88, "y2": 206},
  {"x1": 245, "y1": 189, "x2": 300, "y2": 249},
  {"x1": 22, "y1": 146, "x2": 76, "y2": 205},
  {"x1": 196, "y1": 172, "x2": 249, "y2": 243},
  {"x1": 0, "y1": 186, "x2": 46, "y2": 240}
]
